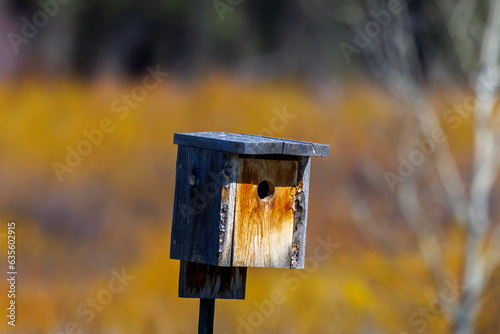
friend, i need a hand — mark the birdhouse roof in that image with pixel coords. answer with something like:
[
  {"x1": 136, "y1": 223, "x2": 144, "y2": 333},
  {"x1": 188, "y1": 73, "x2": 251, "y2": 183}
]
[{"x1": 174, "y1": 132, "x2": 329, "y2": 157}]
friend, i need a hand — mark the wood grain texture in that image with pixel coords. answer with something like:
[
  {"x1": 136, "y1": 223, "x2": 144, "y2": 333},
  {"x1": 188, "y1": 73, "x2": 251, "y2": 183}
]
[
  {"x1": 179, "y1": 261, "x2": 247, "y2": 299},
  {"x1": 290, "y1": 156, "x2": 311, "y2": 269},
  {"x1": 174, "y1": 132, "x2": 329, "y2": 157},
  {"x1": 232, "y1": 158, "x2": 298, "y2": 267},
  {"x1": 170, "y1": 146, "x2": 228, "y2": 266},
  {"x1": 218, "y1": 153, "x2": 239, "y2": 266}
]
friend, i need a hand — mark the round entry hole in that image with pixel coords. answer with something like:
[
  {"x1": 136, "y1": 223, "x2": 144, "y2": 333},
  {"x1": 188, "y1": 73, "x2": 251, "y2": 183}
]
[{"x1": 257, "y1": 180, "x2": 275, "y2": 200}]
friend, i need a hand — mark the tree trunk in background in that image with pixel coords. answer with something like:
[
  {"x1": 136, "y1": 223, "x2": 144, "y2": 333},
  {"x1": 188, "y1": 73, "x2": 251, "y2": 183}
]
[
  {"x1": 0, "y1": 3, "x2": 22, "y2": 79},
  {"x1": 453, "y1": 0, "x2": 500, "y2": 332},
  {"x1": 39, "y1": 4, "x2": 76, "y2": 77},
  {"x1": 182, "y1": 1, "x2": 211, "y2": 78},
  {"x1": 344, "y1": 1, "x2": 500, "y2": 333}
]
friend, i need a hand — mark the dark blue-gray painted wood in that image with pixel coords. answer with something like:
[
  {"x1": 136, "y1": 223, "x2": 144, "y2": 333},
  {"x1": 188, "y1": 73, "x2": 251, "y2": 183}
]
[
  {"x1": 170, "y1": 146, "x2": 228, "y2": 266},
  {"x1": 174, "y1": 132, "x2": 329, "y2": 157},
  {"x1": 178, "y1": 261, "x2": 247, "y2": 299}
]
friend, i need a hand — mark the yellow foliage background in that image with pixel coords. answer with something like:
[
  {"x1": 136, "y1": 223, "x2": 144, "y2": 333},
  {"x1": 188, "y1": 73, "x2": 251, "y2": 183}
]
[{"x1": 0, "y1": 74, "x2": 499, "y2": 333}]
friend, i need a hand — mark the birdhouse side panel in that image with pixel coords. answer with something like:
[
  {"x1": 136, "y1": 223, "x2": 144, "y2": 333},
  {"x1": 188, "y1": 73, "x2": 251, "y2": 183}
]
[
  {"x1": 218, "y1": 153, "x2": 239, "y2": 266},
  {"x1": 291, "y1": 156, "x2": 311, "y2": 269},
  {"x1": 170, "y1": 146, "x2": 229, "y2": 266}
]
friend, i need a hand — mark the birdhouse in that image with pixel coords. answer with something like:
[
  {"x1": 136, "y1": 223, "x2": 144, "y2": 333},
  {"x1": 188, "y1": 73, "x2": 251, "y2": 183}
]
[{"x1": 170, "y1": 132, "x2": 329, "y2": 270}]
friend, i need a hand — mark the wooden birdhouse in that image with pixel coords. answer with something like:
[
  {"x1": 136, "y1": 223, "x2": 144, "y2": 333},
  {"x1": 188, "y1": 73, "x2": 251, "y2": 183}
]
[{"x1": 170, "y1": 132, "x2": 329, "y2": 270}]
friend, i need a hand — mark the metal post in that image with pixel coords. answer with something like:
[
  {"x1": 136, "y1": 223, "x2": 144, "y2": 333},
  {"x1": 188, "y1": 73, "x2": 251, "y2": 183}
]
[{"x1": 198, "y1": 298, "x2": 215, "y2": 334}]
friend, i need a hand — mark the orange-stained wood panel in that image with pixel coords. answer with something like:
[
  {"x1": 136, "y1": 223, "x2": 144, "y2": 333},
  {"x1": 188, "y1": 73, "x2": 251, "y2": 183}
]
[{"x1": 232, "y1": 158, "x2": 298, "y2": 268}]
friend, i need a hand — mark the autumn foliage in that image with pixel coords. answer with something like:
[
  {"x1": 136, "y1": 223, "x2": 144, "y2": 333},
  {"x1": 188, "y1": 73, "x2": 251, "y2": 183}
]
[{"x1": 0, "y1": 74, "x2": 498, "y2": 333}]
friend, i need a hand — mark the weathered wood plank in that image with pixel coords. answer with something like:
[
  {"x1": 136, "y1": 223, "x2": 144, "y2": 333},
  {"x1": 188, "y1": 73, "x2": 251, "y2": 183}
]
[
  {"x1": 170, "y1": 146, "x2": 228, "y2": 266},
  {"x1": 178, "y1": 261, "x2": 247, "y2": 299},
  {"x1": 174, "y1": 132, "x2": 282, "y2": 155},
  {"x1": 232, "y1": 158, "x2": 298, "y2": 268},
  {"x1": 218, "y1": 153, "x2": 239, "y2": 266},
  {"x1": 290, "y1": 156, "x2": 311, "y2": 269},
  {"x1": 283, "y1": 141, "x2": 329, "y2": 157},
  {"x1": 174, "y1": 132, "x2": 329, "y2": 157}
]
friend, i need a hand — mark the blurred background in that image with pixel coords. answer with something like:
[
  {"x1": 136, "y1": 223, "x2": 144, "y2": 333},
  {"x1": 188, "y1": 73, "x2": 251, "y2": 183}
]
[{"x1": 1, "y1": 0, "x2": 500, "y2": 333}]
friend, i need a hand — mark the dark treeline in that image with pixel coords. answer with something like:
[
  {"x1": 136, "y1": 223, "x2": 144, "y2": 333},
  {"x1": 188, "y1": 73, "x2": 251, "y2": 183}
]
[{"x1": 0, "y1": 0, "x2": 486, "y2": 81}]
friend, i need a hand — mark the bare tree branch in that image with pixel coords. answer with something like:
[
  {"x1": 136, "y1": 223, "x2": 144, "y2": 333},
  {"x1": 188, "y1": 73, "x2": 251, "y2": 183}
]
[
  {"x1": 453, "y1": 0, "x2": 500, "y2": 333},
  {"x1": 435, "y1": 0, "x2": 480, "y2": 74},
  {"x1": 484, "y1": 223, "x2": 500, "y2": 284},
  {"x1": 343, "y1": 1, "x2": 500, "y2": 331},
  {"x1": 367, "y1": 3, "x2": 470, "y2": 224}
]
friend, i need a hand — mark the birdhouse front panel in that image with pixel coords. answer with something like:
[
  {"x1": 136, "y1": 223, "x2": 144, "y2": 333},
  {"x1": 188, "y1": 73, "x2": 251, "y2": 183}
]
[{"x1": 232, "y1": 157, "x2": 298, "y2": 267}]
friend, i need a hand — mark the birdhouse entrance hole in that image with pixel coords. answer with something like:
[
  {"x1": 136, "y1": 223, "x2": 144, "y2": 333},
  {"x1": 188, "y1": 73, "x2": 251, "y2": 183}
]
[{"x1": 257, "y1": 180, "x2": 274, "y2": 200}]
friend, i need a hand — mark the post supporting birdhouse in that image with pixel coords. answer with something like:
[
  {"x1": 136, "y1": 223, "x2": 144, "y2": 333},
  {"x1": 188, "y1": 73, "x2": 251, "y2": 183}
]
[{"x1": 198, "y1": 298, "x2": 215, "y2": 334}]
